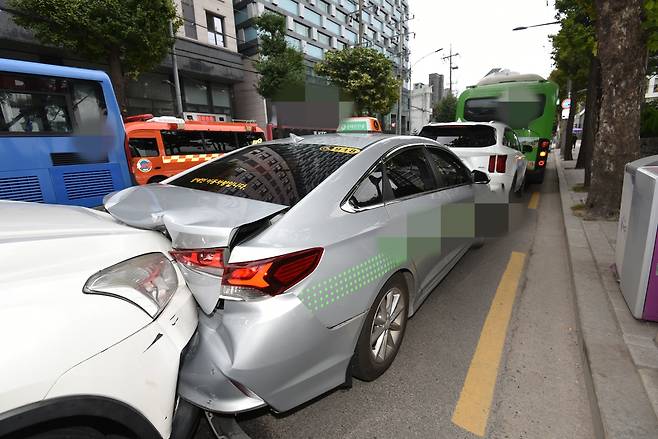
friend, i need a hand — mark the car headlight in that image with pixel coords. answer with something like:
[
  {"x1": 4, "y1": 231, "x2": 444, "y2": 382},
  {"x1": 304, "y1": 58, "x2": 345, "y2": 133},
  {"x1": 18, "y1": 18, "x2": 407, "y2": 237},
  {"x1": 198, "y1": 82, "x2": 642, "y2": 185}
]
[{"x1": 84, "y1": 253, "x2": 178, "y2": 319}]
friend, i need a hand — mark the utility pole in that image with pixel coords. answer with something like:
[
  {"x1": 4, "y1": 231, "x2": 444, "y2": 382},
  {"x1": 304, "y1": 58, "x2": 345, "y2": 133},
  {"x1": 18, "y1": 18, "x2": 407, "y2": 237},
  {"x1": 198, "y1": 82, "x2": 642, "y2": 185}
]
[
  {"x1": 169, "y1": 21, "x2": 183, "y2": 117},
  {"x1": 441, "y1": 46, "x2": 459, "y2": 96},
  {"x1": 357, "y1": 0, "x2": 364, "y2": 46}
]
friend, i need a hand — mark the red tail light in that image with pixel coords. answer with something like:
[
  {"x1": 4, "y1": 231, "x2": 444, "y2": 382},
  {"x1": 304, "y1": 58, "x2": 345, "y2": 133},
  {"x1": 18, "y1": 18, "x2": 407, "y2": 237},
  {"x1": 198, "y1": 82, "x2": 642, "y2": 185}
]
[
  {"x1": 496, "y1": 155, "x2": 507, "y2": 173},
  {"x1": 539, "y1": 138, "x2": 550, "y2": 149},
  {"x1": 488, "y1": 155, "x2": 507, "y2": 173},
  {"x1": 222, "y1": 248, "x2": 323, "y2": 297},
  {"x1": 538, "y1": 160, "x2": 546, "y2": 167},
  {"x1": 170, "y1": 248, "x2": 224, "y2": 276}
]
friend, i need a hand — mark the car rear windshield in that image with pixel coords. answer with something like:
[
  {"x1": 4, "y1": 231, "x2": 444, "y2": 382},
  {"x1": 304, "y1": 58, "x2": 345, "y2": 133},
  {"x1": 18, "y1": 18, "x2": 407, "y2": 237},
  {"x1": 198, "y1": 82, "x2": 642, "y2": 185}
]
[
  {"x1": 170, "y1": 143, "x2": 359, "y2": 206},
  {"x1": 418, "y1": 125, "x2": 496, "y2": 147}
]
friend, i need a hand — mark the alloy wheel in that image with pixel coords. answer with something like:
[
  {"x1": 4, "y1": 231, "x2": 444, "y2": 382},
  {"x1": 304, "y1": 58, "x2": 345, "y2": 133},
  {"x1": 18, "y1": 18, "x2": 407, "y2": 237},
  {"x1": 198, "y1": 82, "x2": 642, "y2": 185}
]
[{"x1": 370, "y1": 287, "x2": 406, "y2": 363}]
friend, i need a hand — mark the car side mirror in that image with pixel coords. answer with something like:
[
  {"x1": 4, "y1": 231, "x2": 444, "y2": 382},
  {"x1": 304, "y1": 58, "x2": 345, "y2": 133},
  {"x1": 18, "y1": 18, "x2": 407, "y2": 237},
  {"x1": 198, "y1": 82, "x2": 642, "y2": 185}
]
[
  {"x1": 472, "y1": 170, "x2": 490, "y2": 184},
  {"x1": 523, "y1": 144, "x2": 533, "y2": 153}
]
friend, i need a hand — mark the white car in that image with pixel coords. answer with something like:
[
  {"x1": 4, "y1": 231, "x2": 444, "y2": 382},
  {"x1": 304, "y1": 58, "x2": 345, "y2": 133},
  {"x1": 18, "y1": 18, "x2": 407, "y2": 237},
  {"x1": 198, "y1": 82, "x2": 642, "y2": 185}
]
[
  {"x1": 418, "y1": 121, "x2": 529, "y2": 200},
  {"x1": 0, "y1": 201, "x2": 198, "y2": 439}
]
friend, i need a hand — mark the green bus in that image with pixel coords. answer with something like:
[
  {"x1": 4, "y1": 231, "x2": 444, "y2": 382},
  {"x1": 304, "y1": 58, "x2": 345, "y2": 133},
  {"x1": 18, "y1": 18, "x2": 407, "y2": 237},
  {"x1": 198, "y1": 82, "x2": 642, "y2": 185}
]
[{"x1": 455, "y1": 74, "x2": 559, "y2": 184}]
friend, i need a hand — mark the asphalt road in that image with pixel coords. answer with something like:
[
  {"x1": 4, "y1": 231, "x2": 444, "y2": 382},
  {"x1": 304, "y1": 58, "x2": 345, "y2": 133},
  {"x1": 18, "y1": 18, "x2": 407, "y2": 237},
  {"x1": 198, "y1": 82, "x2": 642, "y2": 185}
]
[{"x1": 195, "y1": 160, "x2": 593, "y2": 438}]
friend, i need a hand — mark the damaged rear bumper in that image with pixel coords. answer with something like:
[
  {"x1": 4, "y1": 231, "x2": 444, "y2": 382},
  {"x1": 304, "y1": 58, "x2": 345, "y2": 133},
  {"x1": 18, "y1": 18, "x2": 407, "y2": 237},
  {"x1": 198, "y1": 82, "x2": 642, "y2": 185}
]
[
  {"x1": 178, "y1": 330, "x2": 266, "y2": 414},
  {"x1": 176, "y1": 294, "x2": 365, "y2": 415}
]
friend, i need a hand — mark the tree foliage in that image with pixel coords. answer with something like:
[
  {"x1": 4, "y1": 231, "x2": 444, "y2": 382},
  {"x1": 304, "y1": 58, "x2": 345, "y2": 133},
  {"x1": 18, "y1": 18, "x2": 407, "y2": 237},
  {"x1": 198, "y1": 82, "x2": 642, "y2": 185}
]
[
  {"x1": 551, "y1": 0, "x2": 596, "y2": 91},
  {"x1": 314, "y1": 47, "x2": 400, "y2": 116},
  {"x1": 253, "y1": 13, "x2": 305, "y2": 100},
  {"x1": 8, "y1": 0, "x2": 180, "y2": 110},
  {"x1": 432, "y1": 94, "x2": 457, "y2": 123}
]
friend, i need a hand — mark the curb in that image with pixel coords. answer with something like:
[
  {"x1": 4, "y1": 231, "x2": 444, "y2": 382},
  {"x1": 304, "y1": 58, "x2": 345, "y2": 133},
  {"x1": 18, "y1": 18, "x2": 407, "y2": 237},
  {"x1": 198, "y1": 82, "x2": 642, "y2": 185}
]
[{"x1": 554, "y1": 153, "x2": 658, "y2": 438}]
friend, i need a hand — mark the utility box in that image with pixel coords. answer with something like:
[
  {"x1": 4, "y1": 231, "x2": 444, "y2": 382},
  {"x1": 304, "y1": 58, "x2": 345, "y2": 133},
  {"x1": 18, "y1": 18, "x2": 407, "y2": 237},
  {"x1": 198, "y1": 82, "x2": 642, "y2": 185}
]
[{"x1": 617, "y1": 155, "x2": 658, "y2": 321}]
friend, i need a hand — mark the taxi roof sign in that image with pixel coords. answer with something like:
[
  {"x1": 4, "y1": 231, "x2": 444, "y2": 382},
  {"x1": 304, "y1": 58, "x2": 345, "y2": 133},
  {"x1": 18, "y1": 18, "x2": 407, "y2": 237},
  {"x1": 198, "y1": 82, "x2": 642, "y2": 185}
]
[{"x1": 337, "y1": 117, "x2": 382, "y2": 133}]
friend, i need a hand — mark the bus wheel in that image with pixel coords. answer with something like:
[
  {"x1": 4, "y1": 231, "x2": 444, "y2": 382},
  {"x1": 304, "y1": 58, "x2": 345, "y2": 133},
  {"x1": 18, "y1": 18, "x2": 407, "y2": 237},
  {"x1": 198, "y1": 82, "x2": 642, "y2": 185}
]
[{"x1": 147, "y1": 175, "x2": 167, "y2": 184}]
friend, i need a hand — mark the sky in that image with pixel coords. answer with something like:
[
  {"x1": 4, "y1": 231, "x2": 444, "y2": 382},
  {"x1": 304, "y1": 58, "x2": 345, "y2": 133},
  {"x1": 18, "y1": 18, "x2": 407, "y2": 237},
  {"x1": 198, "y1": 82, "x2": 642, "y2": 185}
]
[{"x1": 408, "y1": 0, "x2": 558, "y2": 94}]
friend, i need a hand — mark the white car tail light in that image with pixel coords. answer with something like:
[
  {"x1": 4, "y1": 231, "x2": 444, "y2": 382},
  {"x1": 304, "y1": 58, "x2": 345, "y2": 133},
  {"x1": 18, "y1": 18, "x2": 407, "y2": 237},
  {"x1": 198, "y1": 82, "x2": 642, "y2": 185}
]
[
  {"x1": 170, "y1": 248, "x2": 323, "y2": 301},
  {"x1": 84, "y1": 253, "x2": 178, "y2": 319}
]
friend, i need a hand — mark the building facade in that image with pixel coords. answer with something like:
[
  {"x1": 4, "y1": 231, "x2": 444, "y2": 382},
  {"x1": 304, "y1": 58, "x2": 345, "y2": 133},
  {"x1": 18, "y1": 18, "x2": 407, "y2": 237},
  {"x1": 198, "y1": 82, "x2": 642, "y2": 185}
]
[
  {"x1": 647, "y1": 75, "x2": 658, "y2": 100},
  {"x1": 0, "y1": 0, "x2": 245, "y2": 120},
  {"x1": 428, "y1": 73, "x2": 444, "y2": 108},
  {"x1": 410, "y1": 82, "x2": 432, "y2": 134},
  {"x1": 233, "y1": 0, "x2": 412, "y2": 133}
]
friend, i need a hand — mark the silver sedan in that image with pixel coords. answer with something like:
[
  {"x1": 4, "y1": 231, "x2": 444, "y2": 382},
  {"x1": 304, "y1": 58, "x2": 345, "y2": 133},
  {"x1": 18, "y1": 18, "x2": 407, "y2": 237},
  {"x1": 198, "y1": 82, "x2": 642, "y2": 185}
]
[{"x1": 104, "y1": 133, "x2": 490, "y2": 415}]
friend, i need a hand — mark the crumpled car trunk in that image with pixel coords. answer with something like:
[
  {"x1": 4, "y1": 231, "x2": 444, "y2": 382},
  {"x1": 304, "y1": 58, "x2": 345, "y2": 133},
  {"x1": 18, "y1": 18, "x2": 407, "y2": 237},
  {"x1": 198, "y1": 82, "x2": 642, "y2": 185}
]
[{"x1": 104, "y1": 184, "x2": 288, "y2": 312}]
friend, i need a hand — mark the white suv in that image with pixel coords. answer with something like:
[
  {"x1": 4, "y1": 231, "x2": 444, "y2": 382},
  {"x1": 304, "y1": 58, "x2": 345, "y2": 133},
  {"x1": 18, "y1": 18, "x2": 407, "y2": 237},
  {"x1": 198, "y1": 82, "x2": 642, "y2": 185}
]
[
  {"x1": 0, "y1": 201, "x2": 198, "y2": 439},
  {"x1": 419, "y1": 121, "x2": 529, "y2": 200}
]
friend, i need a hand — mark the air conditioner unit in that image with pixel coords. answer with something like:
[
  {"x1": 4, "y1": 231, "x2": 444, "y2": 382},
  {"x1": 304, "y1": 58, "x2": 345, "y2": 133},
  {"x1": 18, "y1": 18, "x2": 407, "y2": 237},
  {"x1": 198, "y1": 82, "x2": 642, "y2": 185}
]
[{"x1": 183, "y1": 112, "x2": 230, "y2": 122}]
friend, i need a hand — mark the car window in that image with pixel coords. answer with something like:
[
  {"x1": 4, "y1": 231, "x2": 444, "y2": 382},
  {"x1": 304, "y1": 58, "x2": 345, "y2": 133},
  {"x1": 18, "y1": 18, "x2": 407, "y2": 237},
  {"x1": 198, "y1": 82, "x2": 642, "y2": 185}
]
[
  {"x1": 512, "y1": 132, "x2": 522, "y2": 150},
  {"x1": 237, "y1": 131, "x2": 266, "y2": 148},
  {"x1": 162, "y1": 130, "x2": 206, "y2": 155},
  {"x1": 417, "y1": 125, "x2": 496, "y2": 147},
  {"x1": 503, "y1": 129, "x2": 518, "y2": 150},
  {"x1": 204, "y1": 131, "x2": 237, "y2": 153},
  {"x1": 128, "y1": 138, "x2": 159, "y2": 157},
  {"x1": 350, "y1": 164, "x2": 384, "y2": 209},
  {"x1": 385, "y1": 147, "x2": 437, "y2": 199},
  {"x1": 170, "y1": 143, "x2": 358, "y2": 207},
  {"x1": 426, "y1": 147, "x2": 472, "y2": 188}
]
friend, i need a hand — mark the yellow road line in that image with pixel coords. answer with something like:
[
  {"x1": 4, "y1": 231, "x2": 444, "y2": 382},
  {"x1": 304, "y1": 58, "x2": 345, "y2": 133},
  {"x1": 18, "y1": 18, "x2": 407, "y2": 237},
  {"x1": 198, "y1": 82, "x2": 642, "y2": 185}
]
[
  {"x1": 451, "y1": 251, "x2": 527, "y2": 436},
  {"x1": 528, "y1": 192, "x2": 540, "y2": 209}
]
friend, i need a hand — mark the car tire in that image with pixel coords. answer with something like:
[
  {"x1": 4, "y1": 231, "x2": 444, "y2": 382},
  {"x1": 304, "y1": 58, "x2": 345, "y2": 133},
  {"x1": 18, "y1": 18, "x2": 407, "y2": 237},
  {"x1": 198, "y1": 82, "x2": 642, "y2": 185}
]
[
  {"x1": 13, "y1": 421, "x2": 134, "y2": 439},
  {"x1": 352, "y1": 273, "x2": 409, "y2": 382}
]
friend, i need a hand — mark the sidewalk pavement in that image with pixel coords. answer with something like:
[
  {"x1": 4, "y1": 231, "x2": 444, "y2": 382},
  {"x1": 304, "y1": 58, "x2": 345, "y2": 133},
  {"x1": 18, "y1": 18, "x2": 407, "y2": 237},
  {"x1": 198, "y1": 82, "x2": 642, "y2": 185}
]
[{"x1": 555, "y1": 149, "x2": 658, "y2": 438}]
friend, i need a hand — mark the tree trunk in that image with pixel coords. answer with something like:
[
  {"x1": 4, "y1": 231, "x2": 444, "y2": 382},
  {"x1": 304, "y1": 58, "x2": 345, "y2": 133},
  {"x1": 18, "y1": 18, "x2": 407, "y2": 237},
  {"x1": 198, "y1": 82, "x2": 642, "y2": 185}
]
[
  {"x1": 563, "y1": 95, "x2": 577, "y2": 161},
  {"x1": 108, "y1": 49, "x2": 127, "y2": 116},
  {"x1": 587, "y1": 0, "x2": 646, "y2": 217},
  {"x1": 579, "y1": 57, "x2": 601, "y2": 187}
]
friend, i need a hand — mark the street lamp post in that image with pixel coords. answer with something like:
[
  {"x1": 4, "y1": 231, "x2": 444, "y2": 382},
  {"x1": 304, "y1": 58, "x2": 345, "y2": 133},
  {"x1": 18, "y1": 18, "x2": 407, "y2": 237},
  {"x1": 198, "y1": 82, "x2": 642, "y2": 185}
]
[
  {"x1": 512, "y1": 20, "x2": 560, "y2": 31},
  {"x1": 395, "y1": 45, "x2": 442, "y2": 135}
]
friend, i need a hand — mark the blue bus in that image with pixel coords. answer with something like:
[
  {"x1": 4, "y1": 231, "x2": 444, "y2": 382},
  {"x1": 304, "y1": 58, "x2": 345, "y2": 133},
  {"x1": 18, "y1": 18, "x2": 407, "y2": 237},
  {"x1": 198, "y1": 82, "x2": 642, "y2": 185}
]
[{"x1": 0, "y1": 58, "x2": 132, "y2": 207}]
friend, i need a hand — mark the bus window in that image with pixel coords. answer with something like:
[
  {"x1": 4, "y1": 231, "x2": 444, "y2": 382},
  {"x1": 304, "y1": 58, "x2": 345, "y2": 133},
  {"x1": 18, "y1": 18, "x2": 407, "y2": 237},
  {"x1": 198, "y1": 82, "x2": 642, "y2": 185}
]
[
  {"x1": 129, "y1": 138, "x2": 159, "y2": 157},
  {"x1": 237, "y1": 131, "x2": 265, "y2": 147},
  {"x1": 464, "y1": 95, "x2": 547, "y2": 130},
  {"x1": 161, "y1": 130, "x2": 205, "y2": 155},
  {"x1": 204, "y1": 131, "x2": 237, "y2": 153},
  {"x1": 0, "y1": 72, "x2": 107, "y2": 135}
]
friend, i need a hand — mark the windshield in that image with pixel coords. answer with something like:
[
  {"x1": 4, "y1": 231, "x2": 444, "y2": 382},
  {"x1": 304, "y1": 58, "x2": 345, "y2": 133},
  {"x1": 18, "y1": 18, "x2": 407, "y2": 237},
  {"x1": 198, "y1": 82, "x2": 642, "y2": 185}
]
[
  {"x1": 418, "y1": 125, "x2": 496, "y2": 147},
  {"x1": 463, "y1": 94, "x2": 547, "y2": 130},
  {"x1": 170, "y1": 142, "x2": 359, "y2": 206}
]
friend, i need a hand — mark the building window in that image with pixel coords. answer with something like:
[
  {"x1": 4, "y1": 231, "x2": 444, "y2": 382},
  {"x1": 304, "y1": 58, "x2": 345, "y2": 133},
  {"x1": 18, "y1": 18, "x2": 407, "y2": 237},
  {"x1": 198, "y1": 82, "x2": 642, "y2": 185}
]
[
  {"x1": 278, "y1": 0, "x2": 299, "y2": 15},
  {"x1": 305, "y1": 43, "x2": 324, "y2": 59},
  {"x1": 326, "y1": 19, "x2": 340, "y2": 35},
  {"x1": 345, "y1": 28, "x2": 357, "y2": 44},
  {"x1": 343, "y1": 0, "x2": 357, "y2": 13},
  {"x1": 305, "y1": 8, "x2": 322, "y2": 26},
  {"x1": 181, "y1": 0, "x2": 198, "y2": 39},
  {"x1": 336, "y1": 40, "x2": 346, "y2": 50},
  {"x1": 294, "y1": 21, "x2": 311, "y2": 38},
  {"x1": 206, "y1": 13, "x2": 225, "y2": 47},
  {"x1": 317, "y1": 31, "x2": 331, "y2": 46},
  {"x1": 286, "y1": 35, "x2": 302, "y2": 50},
  {"x1": 335, "y1": 10, "x2": 346, "y2": 23},
  {"x1": 235, "y1": 8, "x2": 249, "y2": 25},
  {"x1": 317, "y1": 0, "x2": 330, "y2": 13},
  {"x1": 242, "y1": 26, "x2": 258, "y2": 42}
]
